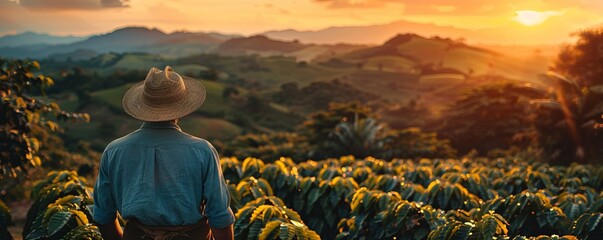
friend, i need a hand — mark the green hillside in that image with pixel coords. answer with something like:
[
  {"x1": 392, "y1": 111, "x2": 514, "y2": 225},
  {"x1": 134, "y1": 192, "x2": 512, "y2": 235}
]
[
  {"x1": 109, "y1": 54, "x2": 167, "y2": 70},
  {"x1": 172, "y1": 54, "x2": 349, "y2": 89},
  {"x1": 62, "y1": 104, "x2": 241, "y2": 150},
  {"x1": 337, "y1": 34, "x2": 546, "y2": 81},
  {"x1": 90, "y1": 79, "x2": 232, "y2": 116},
  {"x1": 179, "y1": 115, "x2": 242, "y2": 140},
  {"x1": 59, "y1": 79, "x2": 242, "y2": 150},
  {"x1": 170, "y1": 63, "x2": 209, "y2": 76},
  {"x1": 196, "y1": 80, "x2": 233, "y2": 115},
  {"x1": 90, "y1": 84, "x2": 132, "y2": 110},
  {"x1": 39, "y1": 34, "x2": 555, "y2": 151}
]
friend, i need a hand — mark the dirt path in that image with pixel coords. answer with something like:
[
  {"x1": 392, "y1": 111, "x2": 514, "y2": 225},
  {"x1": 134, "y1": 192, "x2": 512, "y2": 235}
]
[{"x1": 7, "y1": 200, "x2": 30, "y2": 240}]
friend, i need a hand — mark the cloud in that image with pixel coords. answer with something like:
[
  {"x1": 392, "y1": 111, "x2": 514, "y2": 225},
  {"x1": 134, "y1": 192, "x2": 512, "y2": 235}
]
[
  {"x1": 312, "y1": 0, "x2": 508, "y2": 14},
  {"x1": 101, "y1": 0, "x2": 129, "y2": 8},
  {"x1": 16, "y1": 0, "x2": 128, "y2": 10},
  {"x1": 512, "y1": 10, "x2": 563, "y2": 26},
  {"x1": 313, "y1": 0, "x2": 603, "y2": 15}
]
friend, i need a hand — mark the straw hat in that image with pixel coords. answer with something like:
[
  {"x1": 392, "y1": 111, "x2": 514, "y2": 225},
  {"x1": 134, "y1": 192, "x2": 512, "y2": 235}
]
[{"x1": 122, "y1": 66, "x2": 206, "y2": 122}]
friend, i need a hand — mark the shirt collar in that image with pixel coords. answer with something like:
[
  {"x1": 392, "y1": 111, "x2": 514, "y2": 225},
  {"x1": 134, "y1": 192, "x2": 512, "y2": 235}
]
[{"x1": 141, "y1": 121, "x2": 182, "y2": 131}]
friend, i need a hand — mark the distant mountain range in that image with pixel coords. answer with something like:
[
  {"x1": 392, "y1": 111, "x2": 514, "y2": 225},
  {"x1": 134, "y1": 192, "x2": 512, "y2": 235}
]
[
  {"x1": 261, "y1": 20, "x2": 476, "y2": 45},
  {"x1": 260, "y1": 19, "x2": 575, "y2": 45},
  {"x1": 0, "y1": 27, "x2": 238, "y2": 59},
  {"x1": 0, "y1": 16, "x2": 572, "y2": 60},
  {"x1": 0, "y1": 32, "x2": 84, "y2": 47},
  {"x1": 0, "y1": 27, "x2": 368, "y2": 61},
  {"x1": 0, "y1": 25, "x2": 554, "y2": 77}
]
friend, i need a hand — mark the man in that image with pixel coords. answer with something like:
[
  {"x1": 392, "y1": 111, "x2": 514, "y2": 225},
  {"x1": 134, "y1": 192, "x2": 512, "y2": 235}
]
[{"x1": 93, "y1": 66, "x2": 235, "y2": 240}]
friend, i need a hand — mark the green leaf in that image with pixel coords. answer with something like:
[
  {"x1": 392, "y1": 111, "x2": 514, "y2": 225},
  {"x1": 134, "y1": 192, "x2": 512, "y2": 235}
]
[
  {"x1": 451, "y1": 224, "x2": 471, "y2": 240},
  {"x1": 70, "y1": 210, "x2": 89, "y2": 225},
  {"x1": 251, "y1": 205, "x2": 271, "y2": 222},
  {"x1": 294, "y1": 224, "x2": 308, "y2": 240},
  {"x1": 61, "y1": 224, "x2": 103, "y2": 240},
  {"x1": 25, "y1": 226, "x2": 46, "y2": 240},
  {"x1": 279, "y1": 223, "x2": 295, "y2": 240},
  {"x1": 572, "y1": 213, "x2": 590, "y2": 235},
  {"x1": 248, "y1": 221, "x2": 263, "y2": 240},
  {"x1": 586, "y1": 213, "x2": 602, "y2": 232},
  {"x1": 308, "y1": 188, "x2": 323, "y2": 207},
  {"x1": 283, "y1": 208, "x2": 302, "y2": 222},
  {"x1": 46, "y1": 211, "x2": 72, "y2": 237},
  {"x1": 259, "y1": 221, "x2": 281, "y2": 240}
]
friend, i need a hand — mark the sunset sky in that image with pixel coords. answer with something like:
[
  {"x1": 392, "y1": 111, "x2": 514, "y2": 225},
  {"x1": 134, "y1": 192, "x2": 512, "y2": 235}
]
[{"x1": 1, "y1": 0, "x2": 602, "y2": 44}]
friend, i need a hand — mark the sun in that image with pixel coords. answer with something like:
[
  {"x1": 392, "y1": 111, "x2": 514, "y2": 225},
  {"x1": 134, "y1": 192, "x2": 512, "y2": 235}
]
[{"x1": 513, "y1": 10, "x2": 558, "y2": 26}]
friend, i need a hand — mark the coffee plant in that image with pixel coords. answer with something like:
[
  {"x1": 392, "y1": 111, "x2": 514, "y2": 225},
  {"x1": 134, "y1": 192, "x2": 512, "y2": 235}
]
[
  {"x1": 223, "y1": 156, "x2": 601, "y2": 239},
  {"x1": 234, "y1": 196, "x2": 319, "y2": 240},
  {"x1": 0, "y1": 59, "x2": 89, "y2": 181},
  {"x1": 20, "y1": 155, "x2": 603, "y2": 239},
  {"x1": 23, "y1": 170, "x2": 101, "y2": 240}
]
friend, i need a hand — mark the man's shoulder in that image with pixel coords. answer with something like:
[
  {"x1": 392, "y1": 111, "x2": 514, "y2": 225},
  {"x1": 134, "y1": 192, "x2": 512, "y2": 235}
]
[
  {"x1": 104, "y1": 133, "x2": 135, "y2": 151},
  {"x1": 178, "y1": 131, "x2": 214, "y2": 149},
  {"x1": 103, "y1": 129, "x2": 214, "y2": 152},
  {"x1": 103, "y1": 129, "x2": 151, "y2": 150}
]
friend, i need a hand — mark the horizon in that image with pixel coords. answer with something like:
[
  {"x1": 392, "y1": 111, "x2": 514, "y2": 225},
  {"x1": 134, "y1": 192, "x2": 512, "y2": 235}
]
[
  {"x1": 1, "y1": 0, "x2": 603, "y2": 45},
  {"x1": 0, "y1": 21, "x2": 597, "y2": 47}
]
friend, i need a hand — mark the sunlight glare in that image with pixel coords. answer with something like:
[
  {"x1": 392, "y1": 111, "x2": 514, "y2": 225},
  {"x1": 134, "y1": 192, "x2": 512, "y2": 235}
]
[{"x1": 513, "y1": 10, "x2": 560, "y2": 26}]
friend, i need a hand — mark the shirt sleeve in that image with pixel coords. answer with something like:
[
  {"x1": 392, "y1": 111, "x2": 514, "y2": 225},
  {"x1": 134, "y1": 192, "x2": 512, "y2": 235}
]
[
  {"x1": 93, "y1": 150, "x2": 117, "y2": 225},
  {"x1": 202, "y1": 142, "x2": 236, "y2": 228}
]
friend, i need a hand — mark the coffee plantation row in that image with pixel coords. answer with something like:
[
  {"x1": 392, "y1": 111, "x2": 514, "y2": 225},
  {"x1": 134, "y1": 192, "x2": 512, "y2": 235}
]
[{"x1": 15, "y1": 156, "x2": 603, "y2": 239}]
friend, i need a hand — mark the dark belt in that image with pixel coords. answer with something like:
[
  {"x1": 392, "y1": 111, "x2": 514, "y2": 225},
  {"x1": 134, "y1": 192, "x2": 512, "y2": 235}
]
[{"x1": 123, "y1": 218, "x2": 212, "y2": 240}]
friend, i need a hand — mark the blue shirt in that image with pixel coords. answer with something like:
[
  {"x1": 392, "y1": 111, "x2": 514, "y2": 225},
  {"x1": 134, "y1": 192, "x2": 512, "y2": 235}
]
[{"x1": 93, "y1": 121, "x2": 235, "y2": 228}]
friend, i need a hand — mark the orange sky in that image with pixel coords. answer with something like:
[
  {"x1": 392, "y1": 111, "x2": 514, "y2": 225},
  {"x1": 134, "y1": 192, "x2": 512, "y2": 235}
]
[{"x1": 1, "y1": 0, "x2": 602, "y2": 44}]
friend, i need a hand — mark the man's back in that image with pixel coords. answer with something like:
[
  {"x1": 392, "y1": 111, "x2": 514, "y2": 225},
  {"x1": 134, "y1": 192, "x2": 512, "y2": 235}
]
[
  {"x1": 93, "y1": 66, "x2": 234, "y2": 239},
  {"x1": 94, "y1": 121, "x2": 234, "y2": 228}
]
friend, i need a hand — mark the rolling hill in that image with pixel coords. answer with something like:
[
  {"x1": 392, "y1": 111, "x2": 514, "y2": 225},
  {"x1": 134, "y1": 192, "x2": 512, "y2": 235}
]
[
  {"x1": 17, "y1": 28, "x2": 555, "y2": 137},
  {"x1": 213, "y1": 35, "x2": 367, "y2": 62},
  {"x1": 36, "y1": 28, "x2": 557, "y2": 152},
  {"x1": 215, "y1": 35, "x2": 306, "y2": 55},
  {"x1": 327, "y1": 33, "x2": 548, "y2": 81}
]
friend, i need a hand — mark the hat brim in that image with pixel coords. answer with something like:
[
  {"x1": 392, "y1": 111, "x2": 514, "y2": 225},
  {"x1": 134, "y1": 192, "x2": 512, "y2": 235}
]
[{"x1": 122, "y1": 76, "x2": 206, "y2": 122}]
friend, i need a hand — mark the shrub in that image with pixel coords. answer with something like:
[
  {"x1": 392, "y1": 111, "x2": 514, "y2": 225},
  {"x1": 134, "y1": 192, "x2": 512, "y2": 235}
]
[
  {"x1": 22, "y1": 171, "x2": 100, "y2": 240},
  {"x1": 234, "y1": 196, "x2": 319, "y2": 240}
]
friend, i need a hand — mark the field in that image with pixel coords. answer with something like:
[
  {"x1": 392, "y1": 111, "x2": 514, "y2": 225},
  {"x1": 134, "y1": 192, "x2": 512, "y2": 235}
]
[
  {"x1": 5, "y1": 15, "x2": 603, "y2": 240},
  {"x1": 17, "y1": 156, "x2": 603, "y2": 239}
]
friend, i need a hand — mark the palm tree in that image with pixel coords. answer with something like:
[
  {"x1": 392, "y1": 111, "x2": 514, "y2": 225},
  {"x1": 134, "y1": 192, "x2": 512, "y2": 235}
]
[
  {"x1": 529, "y1": 72, "x2": 603, "y2": 164},
  {"x1": 328, "y1": 115, "x2": 387, "y2": 158},
  {"x1": 302, "y1": 102, "x2": 376, "y2": 159}
]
